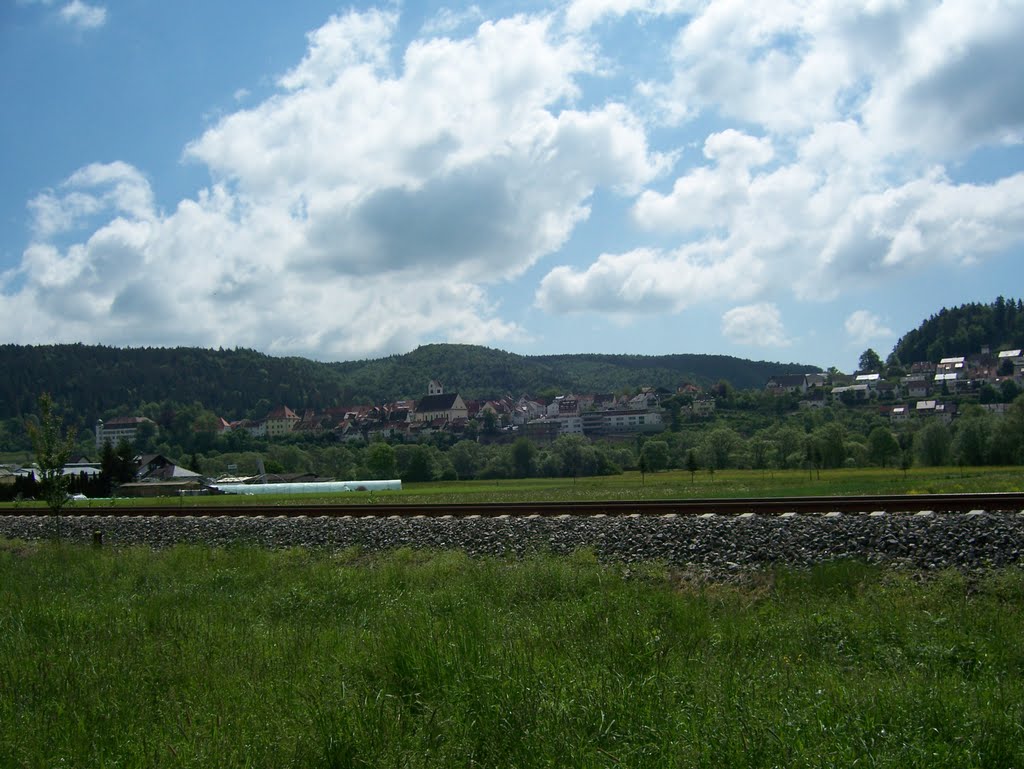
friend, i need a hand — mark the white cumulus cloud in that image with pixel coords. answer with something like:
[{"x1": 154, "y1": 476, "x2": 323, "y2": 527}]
[
  {"x1": 2, "y1": 9, "x2": 666, "y2": 360},
  {"x1": 542, "y1": 1, "x2": 1024, "y2": 320},
  {"x1": 58, "y1": 0, "x2": 106, "y2": 30},
  {"x1": 844, "y1": 310, "x2": 894, "y2": 347},
  {"x1": 535, "y1": 242, "x2": 761, "y2": 315},
  {"x1": 564, "y1": 0, "x2": 696, "y2": 31},
  {"x1": 721, "y1": 303, "x2": 791, "y2": 347}
]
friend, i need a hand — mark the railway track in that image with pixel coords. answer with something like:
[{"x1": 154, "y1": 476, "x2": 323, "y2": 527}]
[{"x1": 10, "y1": 492, "x2": 1024, "y2": 518}]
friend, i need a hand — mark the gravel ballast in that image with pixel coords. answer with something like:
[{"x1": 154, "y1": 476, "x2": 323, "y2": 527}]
[{"x1": 2, "y1": 511, "x2": 1024, "y2": 572}]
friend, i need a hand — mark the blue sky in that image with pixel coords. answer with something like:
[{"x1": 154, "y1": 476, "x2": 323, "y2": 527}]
[{"x1": 2, "y1": 0, "x2": 1023, "y2": 373}]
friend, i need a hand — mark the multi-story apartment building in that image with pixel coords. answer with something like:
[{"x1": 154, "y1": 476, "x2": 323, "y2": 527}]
[{"x1": 95, "y1": 416, "x2": 156, "y2": 451}]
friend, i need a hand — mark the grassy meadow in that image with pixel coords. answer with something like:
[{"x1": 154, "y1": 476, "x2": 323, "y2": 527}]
[
  {"x1": 3, "y1": 465, "x2": 1023, "y2": 512},
  {"x1": 2, "y1": 543, "x2": 1023, "y2": 768}
]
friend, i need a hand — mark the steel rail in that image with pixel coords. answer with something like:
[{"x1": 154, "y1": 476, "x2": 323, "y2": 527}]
[{"x1": 8, "y1": 492, "x2": 1024, "y2": 518}]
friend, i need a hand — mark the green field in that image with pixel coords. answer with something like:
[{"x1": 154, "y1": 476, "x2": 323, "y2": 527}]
[
  {"x1": 3, "y1": 466, "x2": 1022, "y2": 511},
  {"x1": 1, "y1": 543, "x2": 1022, "y2": 768}
]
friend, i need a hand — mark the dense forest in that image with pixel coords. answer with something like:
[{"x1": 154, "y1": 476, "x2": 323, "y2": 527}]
[
  {"x1": 891, "y1": 296, "x2": 1024, "y2": 364},
  {"x1": 0, "y1": 343, "x2": 818, "y2": 423}
]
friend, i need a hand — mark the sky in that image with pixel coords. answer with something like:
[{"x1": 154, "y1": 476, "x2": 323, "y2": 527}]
[{"x1": 2, "y1": 0, "x2": 1023, "y2": 373}]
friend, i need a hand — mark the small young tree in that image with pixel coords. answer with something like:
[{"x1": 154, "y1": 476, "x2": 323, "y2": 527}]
[
  {"x1": 26, "y1": 393, "x2": 77, "y2": 537},
  {"x1": 900, "y1": 450, "x2": 913, "y2": 479},
  {"x1": 685, "y1": 449, "x2": 699, "y2": 485}
]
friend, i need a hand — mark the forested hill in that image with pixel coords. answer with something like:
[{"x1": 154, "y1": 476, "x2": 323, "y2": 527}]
[
  {"x1": 891, "y1": 297, "x2": 1024, "y2": 364},
  {"x1": 328, "y1": 345, "x2": 818, "y2": 403},
  {"x1": 0, "y1": 343, "x2": 818, "y2": 422}
]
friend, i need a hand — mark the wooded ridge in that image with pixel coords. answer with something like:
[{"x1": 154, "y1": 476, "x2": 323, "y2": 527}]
[{"x1": 0, "y1": 342, "x2": 817, "y2": 422}]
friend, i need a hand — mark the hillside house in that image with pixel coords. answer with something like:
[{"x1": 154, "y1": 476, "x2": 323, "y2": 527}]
[
  {"x1": 292, "y1": 410, "x2": 326, "y2": 435},
  {"x1": 511, "y1": 397, "x2": 546, "y2": 426},
  {"x1": 240, "y1": 419, "x2": 267, "y2": 438},
  {"x1": 546, "y1": 395, "x2": 580, "y2": 416},
  {"x1": 876, "y1": 381, "x2": 897, "y2": 399},
  {"x1": 933, "y1": 372, "x2": 966, "y2": 393},
  {"x1": 889, "y1": 406, "x2": 910, "y2": 423},
  {"x1": 831, "y1": 384, "x2": 870, "y2": 401},
  {"x1": 688, "y1": 398, "x2": 717, "y2": 417},
  {"x1": 915, "y1": 400, "x2": 957, "y2": 423},
  {"x1": 265, "y1": 406, "x2": 300, "y2": 437},
  {"x1": 937, "y1": 356, "x2": 966, "y2": 374},
  {"x1": 798, "y1": 391, "x2": 827, "y2": 409},
  {"x1": 765, "y1": 374, "x2": 809, "y2": 395},
  {"x1": 903, "y1": 374, "x2": 931, "y2": 398},
  {"x1": 628, "y1": 389, "x2": 660, "y2": 410},
  {"x1": 998, "y1": 349, "x2": 1022, "y2": 370}
]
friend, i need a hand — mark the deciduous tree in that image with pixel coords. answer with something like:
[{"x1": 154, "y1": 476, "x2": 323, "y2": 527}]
[
  {"x1": 916, "y1": 420, "x2": 952, "y2": 467},
  {"x1": 640, "y1": 440, "x2": 670, "y2": 473},
  {"x1": 26, "y1": 393, "x2": 77, "y2": 533},
  {"x1": 366, "y1": 442, "x2": 398, "y2": 480},
  {"x1": 867, "y1": 426, "x2": 899, "y2": 468},
  {"x1": 511, "y1": 437, "x2": 537, "y2": 478},
  {"x1": 858, "y1": 348, "x2": 882, "y2": 373}
]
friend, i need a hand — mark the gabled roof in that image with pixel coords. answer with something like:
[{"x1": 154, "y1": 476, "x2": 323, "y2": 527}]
[
  {"x1": 416, "y1": 393, "x2": 461, "y2": 411},
  {"x1": 998, "y1": 349, "x2": 1022, "y2": 358},
  {"x1": 266, "y1": 405, "x2": 298, "y2": 420},
  {"x1": 767, "y1": 374, "x2": 806, "y2": 387}
]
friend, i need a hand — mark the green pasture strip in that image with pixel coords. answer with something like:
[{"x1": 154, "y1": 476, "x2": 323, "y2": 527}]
[
  {"x1": 2, "y1": 466, "x2": 1021, "y2": 511},
  {"x1": 1, "y1": 543, "x2": 1022, "y2": 768}
]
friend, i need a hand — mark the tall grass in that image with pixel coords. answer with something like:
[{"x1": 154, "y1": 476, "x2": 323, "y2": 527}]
[{"x1": 1, "y1": 543, "x2": 1022, "y2": 767}]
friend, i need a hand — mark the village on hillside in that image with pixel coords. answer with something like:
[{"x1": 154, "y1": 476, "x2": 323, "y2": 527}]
[
  {"x1": 3, "y1": 345, "x2": 1022, "y2": 498},
  {"x1": 95, "y1": 345, "x2": 1024, "y2": 452}
]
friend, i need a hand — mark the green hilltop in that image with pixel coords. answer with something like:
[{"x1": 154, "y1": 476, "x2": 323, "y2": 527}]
[{"x1": 891, "y1": 296, "x2": 1024, "y2": 364}]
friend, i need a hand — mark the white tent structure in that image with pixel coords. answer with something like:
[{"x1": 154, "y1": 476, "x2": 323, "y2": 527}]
[{"x1": 210, "y1": 479, "x2": 401, "y2": 496}]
